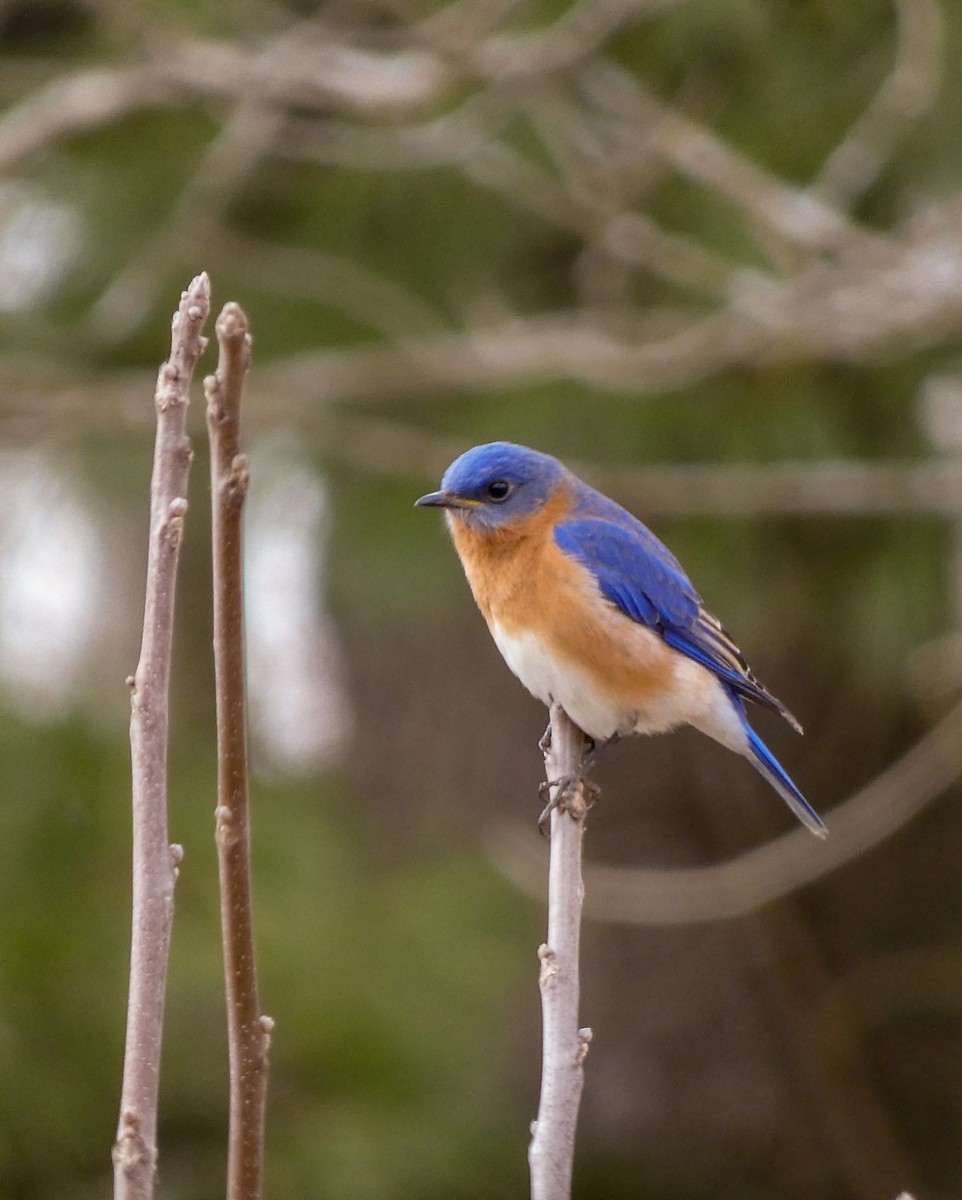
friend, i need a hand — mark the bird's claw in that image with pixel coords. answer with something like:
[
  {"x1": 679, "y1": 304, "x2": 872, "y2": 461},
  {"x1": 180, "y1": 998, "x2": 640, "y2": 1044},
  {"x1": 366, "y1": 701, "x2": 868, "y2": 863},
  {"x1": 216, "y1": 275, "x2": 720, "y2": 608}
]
[{"x1": 537, "y1": 774, "x2": 599, "y2": 835}]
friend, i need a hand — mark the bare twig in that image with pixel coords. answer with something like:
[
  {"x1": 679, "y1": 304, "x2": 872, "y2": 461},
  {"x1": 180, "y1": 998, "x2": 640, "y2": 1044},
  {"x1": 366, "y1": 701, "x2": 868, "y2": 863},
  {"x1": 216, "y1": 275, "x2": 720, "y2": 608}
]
[
  {"x1": 529, "y1": 704, "x2": 592, "y2": 1200},
  {"x1": 113, "y1": 273, "x2": 210, "y2": 1200},
  {"x1": 205, "y1": 302, "x2": 272, "y2": 1200}
]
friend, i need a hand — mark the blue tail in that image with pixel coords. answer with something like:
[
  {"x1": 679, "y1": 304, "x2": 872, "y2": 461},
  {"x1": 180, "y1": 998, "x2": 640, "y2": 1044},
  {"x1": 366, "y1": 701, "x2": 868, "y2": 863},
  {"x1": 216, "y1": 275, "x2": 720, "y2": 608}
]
[{"x1": 729, "y1": 690, "x2": 826, "y2": 838}]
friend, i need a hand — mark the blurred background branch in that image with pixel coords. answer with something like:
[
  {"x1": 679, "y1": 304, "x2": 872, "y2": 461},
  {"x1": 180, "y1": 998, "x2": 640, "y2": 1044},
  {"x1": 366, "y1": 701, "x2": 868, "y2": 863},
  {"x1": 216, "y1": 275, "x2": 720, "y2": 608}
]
[{"x1": 0, "y1": 0, "x2": 959, "y2": 380}]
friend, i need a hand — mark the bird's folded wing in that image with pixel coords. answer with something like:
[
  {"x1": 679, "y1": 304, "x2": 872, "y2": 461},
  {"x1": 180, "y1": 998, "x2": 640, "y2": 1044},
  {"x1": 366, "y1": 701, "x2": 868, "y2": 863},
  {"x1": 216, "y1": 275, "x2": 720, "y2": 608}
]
[
  {"x1": 553, "y1": 518, "x2": 797, "y2": 726},
  {"x1": 553, "y1": 517, "x2": 699, "y2": 628}
]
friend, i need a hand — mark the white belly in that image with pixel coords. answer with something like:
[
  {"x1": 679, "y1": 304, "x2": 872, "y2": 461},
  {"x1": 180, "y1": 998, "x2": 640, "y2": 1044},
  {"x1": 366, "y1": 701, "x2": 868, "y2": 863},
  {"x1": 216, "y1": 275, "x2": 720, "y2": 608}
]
[
  {"x1": 489, "y1": 620, "x2": 749, "y2": 752},
  {"x1": 490, "y1": 622, "x2": 626, "y2": 738}
]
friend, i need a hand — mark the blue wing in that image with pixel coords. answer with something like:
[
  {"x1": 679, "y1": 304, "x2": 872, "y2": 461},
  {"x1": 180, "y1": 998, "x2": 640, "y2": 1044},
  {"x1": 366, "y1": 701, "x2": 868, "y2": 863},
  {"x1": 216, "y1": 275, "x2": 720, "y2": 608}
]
[
  {"x1": 554, "y1": 517, "x2": 699, "y2": 629},
  {"x1": 553, "y1": 516, "x2": 800, "y2": 729}
]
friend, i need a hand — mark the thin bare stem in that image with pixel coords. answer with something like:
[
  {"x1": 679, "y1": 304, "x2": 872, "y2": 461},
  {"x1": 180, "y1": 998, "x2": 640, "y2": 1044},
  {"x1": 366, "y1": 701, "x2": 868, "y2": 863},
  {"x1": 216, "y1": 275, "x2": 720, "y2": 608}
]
[
  {"x1": 205, "y1": 302, "x2": 272, "y2": 1200},
  {"x1": 529, "y1": 704, "x2": 592, "y2": 1200},
  {"x1": 113, "y1": 272, "x2": 211, "y2": 1200}
]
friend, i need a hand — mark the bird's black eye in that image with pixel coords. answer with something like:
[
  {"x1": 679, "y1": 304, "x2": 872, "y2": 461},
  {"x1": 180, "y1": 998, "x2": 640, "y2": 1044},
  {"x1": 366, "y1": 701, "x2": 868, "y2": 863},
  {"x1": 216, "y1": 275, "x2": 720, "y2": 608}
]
[{"x1": 486, "y1": 479, "x2": 512, "y2": 502}]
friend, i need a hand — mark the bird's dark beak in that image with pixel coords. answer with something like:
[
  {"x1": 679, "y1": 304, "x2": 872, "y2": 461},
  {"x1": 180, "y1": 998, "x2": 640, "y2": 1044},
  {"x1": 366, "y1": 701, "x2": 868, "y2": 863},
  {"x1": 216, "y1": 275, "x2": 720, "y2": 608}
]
[{"x1": 415, "y1": 490, "x2": 479, "y2": 510}]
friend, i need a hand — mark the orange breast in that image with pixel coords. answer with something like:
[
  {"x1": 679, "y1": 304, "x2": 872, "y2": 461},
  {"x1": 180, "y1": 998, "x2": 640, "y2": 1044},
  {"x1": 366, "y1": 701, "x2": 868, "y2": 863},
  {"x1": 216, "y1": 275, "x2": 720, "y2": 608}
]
[{"x1": 448, "y1": 492, "x2": 679, "y2": 711}]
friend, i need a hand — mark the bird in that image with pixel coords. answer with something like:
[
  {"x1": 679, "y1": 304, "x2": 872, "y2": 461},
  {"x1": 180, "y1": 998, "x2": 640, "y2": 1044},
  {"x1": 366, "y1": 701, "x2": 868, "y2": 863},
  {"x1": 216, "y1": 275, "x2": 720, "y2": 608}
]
[{"x1": 415, "y1": 441, "x2": 826, "y2": 838}]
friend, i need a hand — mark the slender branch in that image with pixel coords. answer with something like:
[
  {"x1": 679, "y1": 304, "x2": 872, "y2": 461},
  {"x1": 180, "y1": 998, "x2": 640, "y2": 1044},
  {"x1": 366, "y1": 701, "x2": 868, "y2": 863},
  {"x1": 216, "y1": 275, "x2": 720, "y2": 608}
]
[
  {"x1": 113, "y1": 272, "x2": 211, "y2": 1200},
  {"x1": 205, "y1": 302, "x2": 272, "y2": 1200},
  {"x1": 529, "y1": 704, "x2": 592, "y2": 1200}
]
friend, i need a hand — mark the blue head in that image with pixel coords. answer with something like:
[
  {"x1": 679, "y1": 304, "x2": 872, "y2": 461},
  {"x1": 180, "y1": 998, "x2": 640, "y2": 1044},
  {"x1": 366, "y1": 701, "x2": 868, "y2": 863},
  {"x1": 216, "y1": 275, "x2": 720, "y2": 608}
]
[{"x1": 416, "y1": 442, "x2": 568, "y2": 529}]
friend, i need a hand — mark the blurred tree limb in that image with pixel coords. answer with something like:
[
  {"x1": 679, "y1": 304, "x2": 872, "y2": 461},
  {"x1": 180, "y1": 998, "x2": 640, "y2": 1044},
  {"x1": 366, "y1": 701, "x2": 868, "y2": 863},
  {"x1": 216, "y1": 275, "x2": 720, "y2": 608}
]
[
  {"x1": 6, "y1": 380, "x2": 962, "y2": 519},
  {"x1": 0, "y1": 0, "x2": 954, "y2": 378}
]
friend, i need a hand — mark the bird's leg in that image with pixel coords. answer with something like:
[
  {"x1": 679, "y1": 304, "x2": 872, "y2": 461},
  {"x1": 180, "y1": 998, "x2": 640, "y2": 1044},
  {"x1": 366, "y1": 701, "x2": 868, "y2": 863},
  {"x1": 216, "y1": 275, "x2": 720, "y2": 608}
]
[
  {"x1": 580, "y1": 731, "x2": 620, "y2": 772},
  {"x1": 537, "y1": 728, "x2": 605, "y2": 834},
  {"x1": 539, "y1": 726, "x2": 619, "y2": 769},
  {"x1": 536, "y1": 729, "x2": 622, "y2": 833}
]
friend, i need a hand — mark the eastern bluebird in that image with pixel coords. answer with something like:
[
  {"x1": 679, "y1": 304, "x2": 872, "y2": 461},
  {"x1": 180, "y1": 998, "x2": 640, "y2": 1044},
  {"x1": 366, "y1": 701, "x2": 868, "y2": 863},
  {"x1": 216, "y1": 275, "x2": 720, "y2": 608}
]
[{"x1": 416, "y1": 441, "x2": 826, "y2": 837}]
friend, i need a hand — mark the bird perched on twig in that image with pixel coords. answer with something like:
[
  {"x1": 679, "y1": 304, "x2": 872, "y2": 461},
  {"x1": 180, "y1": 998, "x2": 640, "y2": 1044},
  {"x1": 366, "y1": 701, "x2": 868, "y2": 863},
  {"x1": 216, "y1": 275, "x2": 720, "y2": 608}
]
[{"x1": 416, "y1": 441, "x2": 826, "y2": 838}]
